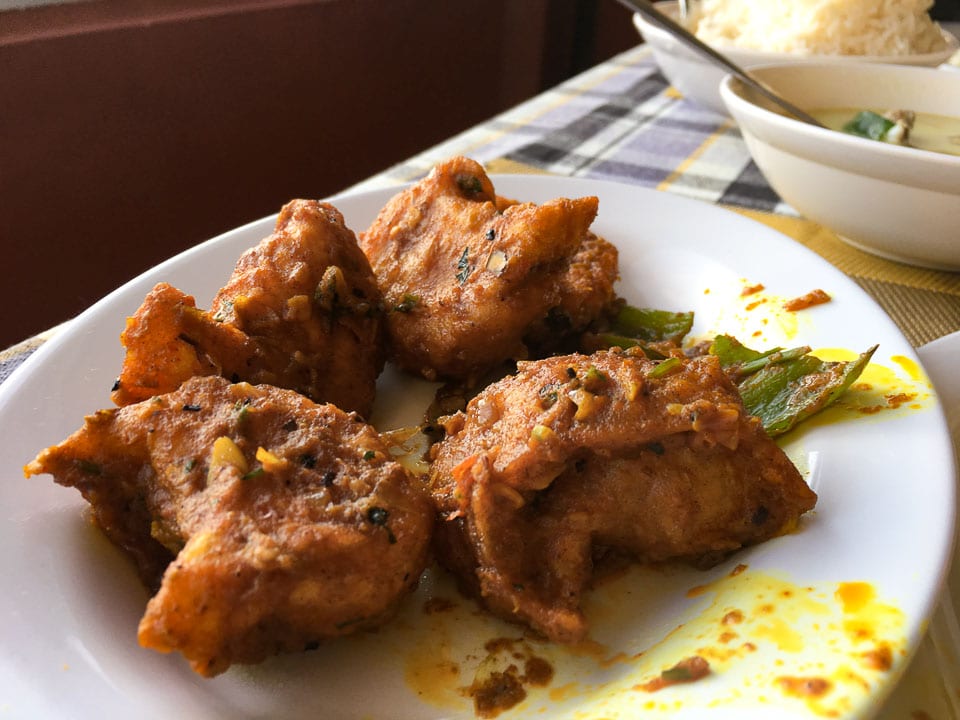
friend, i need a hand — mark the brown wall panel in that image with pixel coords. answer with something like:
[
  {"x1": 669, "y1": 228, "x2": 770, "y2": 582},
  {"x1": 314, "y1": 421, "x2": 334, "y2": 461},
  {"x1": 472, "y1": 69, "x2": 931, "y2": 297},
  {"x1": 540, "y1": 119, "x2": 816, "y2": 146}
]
[
  {"x1": 0, "y1": 0, "x2": 549, "y2": 346},
  {"x1": 0, "y1": 0, "x2": 635, "y2": 348}
]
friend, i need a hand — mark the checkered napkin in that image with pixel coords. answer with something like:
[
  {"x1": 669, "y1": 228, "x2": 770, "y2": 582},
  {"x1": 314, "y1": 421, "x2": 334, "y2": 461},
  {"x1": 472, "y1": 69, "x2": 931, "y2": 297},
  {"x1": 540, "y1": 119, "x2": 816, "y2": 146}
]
[{"x1": 351, "y1": 49, "x2": 790, "y2": 215}]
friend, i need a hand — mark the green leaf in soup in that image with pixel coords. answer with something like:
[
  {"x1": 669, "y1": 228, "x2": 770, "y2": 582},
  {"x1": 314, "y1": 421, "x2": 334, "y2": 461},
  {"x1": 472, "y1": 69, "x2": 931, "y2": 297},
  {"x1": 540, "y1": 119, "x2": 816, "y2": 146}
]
[{"x1": 841, "y1": 111, "x2": 895, "y2": 141}]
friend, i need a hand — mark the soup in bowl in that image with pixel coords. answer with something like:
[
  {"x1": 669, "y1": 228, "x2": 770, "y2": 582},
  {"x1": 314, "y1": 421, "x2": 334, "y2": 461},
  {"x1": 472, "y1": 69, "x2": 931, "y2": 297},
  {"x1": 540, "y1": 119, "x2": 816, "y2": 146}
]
[{"x1": 720, "y1": 62, "x2": 960, "y2": 270}]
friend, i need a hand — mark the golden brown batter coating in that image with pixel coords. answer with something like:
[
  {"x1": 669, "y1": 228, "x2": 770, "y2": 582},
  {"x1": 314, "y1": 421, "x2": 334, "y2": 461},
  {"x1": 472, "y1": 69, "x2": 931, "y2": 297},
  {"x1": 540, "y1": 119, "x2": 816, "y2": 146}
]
[
  {"x1": 113, "y1": 199, "x2": 384, "y2": 417},
  {"x1": 26, "y1": 376, "x2": 432, "y2": 676},
  {"x1": 523, "y1": 231, "x2": 620, "y2": 356},
  {"x1": 359, "y1": 156, "x2": 616, "y2": 383},
  {"x1": 429, "y1": 349, "x2": 817, "y2": 643}
]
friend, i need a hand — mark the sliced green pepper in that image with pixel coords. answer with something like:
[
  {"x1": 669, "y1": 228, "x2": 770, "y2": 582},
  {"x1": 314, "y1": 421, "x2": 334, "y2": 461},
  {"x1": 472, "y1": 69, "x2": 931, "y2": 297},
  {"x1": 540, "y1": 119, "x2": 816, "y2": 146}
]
[
  {"x1": 588, "y1": 310, "x2": 876, "y2": 438},
  {"x1": 735, "y1": 345, "x2": 877, "y2": 437},
  {"x1": 611, "y1": 305, "x2": 694, "y2": 344}
]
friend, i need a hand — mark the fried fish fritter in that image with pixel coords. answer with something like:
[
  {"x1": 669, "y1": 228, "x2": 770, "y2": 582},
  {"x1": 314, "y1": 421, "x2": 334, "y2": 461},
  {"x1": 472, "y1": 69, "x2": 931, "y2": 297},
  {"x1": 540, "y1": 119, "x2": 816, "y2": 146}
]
[
  {"x1": 429, "y1": 349, "x2": 817, "y2": 643},
  {"x1": 359, "y1": 156, "x2": 617, "y2": 383},
  {"x1": 26, "y1": 376, "x2": 432, "y2": 676},
  {"x1": 523, "y1": 230, "x2": 620, "y2": 357},
  {"x1": 113, "y1": 199, "x2": 384, "y2": 417}
]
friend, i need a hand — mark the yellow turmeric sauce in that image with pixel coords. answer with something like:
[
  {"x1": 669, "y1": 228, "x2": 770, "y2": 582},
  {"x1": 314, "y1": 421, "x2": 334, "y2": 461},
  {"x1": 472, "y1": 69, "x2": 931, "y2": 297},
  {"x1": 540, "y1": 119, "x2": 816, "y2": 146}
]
[
  {"x1": 380, "y1": 280, "x2": 934, "y2": 719},
  {"x1": 386, "y1": 561, "x2": 907, "y2": 719},
  {"x1": 700, "y1": 279, "x2": 806, "y2": 347},
  {"x1": 787, "y1": 349, "x2": 933, "y2": 437}
]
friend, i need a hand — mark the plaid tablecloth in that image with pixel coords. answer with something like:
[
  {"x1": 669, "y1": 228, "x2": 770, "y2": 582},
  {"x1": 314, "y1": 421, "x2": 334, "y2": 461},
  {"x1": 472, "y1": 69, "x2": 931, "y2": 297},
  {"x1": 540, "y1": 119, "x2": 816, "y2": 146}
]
[{"x1": 2, "y1": 42, "x2": 958, "y2": 719}]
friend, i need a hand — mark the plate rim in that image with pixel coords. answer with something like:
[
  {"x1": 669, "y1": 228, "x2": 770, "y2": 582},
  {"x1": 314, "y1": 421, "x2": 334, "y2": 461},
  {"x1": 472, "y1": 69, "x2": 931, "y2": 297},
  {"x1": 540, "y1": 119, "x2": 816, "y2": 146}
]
[{"x1": 0, "y1": 175, "x2": 955, "y2": 719}]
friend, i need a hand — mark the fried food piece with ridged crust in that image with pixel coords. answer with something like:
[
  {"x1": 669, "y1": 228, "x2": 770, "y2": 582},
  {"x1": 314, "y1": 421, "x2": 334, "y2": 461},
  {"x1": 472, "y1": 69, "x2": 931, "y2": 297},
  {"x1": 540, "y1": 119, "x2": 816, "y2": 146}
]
[
  {"x1": 26, "y1": 376, "x2": 432, "y2": 677},
  {"x1": 523, "y1": 230, "x2": 620, "y2": 357},
  {"x1": 429, "y1": 348, "x2": 817, "y2": 643},
  {"x1": 113, "y1": 199, "x2": 383, "y2": 417},
  {"x1": 359, "y1": 156, "x2": 616, "y2": 383}
]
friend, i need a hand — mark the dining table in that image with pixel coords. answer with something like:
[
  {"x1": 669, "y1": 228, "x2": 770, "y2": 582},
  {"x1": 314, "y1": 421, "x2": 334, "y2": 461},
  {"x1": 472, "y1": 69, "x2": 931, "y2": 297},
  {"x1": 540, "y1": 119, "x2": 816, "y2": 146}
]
[{"x1": 2, "y1": 41, "x2": 958, "y2": 719}]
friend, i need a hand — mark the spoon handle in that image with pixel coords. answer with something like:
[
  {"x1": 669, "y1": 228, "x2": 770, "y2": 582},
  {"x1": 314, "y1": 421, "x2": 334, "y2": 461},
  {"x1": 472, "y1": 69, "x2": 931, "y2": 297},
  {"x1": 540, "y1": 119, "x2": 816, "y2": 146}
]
[{"x1": 622, "y1": 0, "x2": 826, "y2": 127}]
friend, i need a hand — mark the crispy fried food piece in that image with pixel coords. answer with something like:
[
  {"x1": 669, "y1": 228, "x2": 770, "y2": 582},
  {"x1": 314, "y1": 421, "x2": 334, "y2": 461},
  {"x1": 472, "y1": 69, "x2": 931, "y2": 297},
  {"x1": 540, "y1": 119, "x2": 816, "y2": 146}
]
[
  {"x1": 113, "y1": 199, "x2": 384, "y2": 417},
  {"x1": 523, "y1": 231, "x2": 620, "y2": 356},
  {"x1": 429, "y1": 349, "x2": 817, "y2": 643},
  {"x1": 26, "y1": 376, "x2": 432, "y2": 677},
  {"x1": 359, "y1": 156, "x2": 616, "y2": 383}
]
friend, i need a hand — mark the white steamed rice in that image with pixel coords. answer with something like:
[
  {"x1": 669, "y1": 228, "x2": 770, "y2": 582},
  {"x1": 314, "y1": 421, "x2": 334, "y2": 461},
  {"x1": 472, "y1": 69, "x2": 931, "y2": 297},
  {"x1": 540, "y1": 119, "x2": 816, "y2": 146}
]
[{"x1": 689, "y1": 0, "x2": 948, "y2": 56}]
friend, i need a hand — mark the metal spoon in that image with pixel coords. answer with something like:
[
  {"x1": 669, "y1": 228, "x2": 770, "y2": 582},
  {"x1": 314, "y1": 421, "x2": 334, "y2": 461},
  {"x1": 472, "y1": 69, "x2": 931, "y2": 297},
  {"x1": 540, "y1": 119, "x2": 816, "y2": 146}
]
[{"x1": 621, "y1": 0, "x2": 826, "y2": 127}]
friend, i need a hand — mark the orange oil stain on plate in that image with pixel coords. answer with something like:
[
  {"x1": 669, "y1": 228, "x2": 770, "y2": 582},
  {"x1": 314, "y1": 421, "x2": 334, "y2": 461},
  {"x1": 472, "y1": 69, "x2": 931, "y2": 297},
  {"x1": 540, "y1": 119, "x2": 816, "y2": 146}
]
[
  {"x1": 581, "y1": 566, "x2": 907, "y2": 718},
  {"x1": 392, "y1": 569, "x2": 568, "y2": 718},
  {"x1": 790, "y1": 349, "x2": 933, "y2": 435},
  {"x1": 698, "y1": 279, "x2": 805, "y2": 348},
  {"x1": 397, "y1": 563, "x2": 907, "y2": 719}
]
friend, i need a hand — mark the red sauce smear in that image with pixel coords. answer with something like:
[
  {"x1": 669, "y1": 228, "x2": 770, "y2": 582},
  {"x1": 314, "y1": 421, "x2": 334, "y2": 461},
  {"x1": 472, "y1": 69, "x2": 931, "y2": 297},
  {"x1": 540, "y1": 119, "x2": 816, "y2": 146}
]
[
  {"x1": 777, "y1": 676, "x2": 832, "y2": 698},
  {"x1": 722, "y1": 609, "x2": 744, "y2": 625},
  {"x1": 471, "y1": 670, "x2": 526, "y2": 718},
  {"x1": 467, "y1": 638, "x2": 555, "y2": 718},
  {"x1": 636, "y1": 655, "x2": 711, "y2": 692},
  {"x1": 784, "y1": 289, "x2": 831, "y2": 312},
  {"x1": 423, "y1": 597, "x2": 457, "y2": 614},
  {"x1": 861, "y1": 643, "x2": 894, "y2": 671},
  {"x1": 885, "y1": 392, "x2": 916, "y2": 409},
  {"x1": 858, "y1": 391, "x2": 918, "y2": 415}
]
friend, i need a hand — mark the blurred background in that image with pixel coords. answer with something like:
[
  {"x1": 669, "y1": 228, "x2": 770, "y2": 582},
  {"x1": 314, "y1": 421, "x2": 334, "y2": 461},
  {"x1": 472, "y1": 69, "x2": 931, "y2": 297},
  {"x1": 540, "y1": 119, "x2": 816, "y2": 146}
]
[
  {"x1": 933, "y1": 0, "x2": 960, "y2": 19},
  {"x1": 2, "y1": 0, "x2": 957, "y2": 349},
  {"x1": 0, "y1": 0, "x2": 637, "y2": 349}
]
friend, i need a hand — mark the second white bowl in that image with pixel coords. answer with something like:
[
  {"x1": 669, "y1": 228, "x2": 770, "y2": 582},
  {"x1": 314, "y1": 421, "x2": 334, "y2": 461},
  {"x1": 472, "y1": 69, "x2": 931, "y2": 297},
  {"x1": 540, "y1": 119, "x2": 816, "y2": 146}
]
[
  {"x1": 633, "y1": 1, "x2": 959, "y2": 116},
  {"x1": 720, "y1": 62, "x2": 960, "y2": 270}
]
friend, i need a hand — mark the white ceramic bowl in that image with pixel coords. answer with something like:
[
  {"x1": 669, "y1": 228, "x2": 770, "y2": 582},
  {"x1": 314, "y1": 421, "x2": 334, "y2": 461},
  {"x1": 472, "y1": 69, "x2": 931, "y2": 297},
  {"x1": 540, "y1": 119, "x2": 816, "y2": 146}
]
[
  {"x1": 633, "y1": 1, "x2": 960, "y2": 116},
  {"x1": 720, "y1": 62, "x2": 960, "y2": 270}
]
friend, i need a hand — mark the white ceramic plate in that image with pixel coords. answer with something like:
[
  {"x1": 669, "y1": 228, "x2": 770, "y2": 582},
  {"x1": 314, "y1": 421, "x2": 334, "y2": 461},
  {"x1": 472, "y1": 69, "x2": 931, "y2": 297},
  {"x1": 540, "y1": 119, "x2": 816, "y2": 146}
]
[
  {"x1": 918, "y1": 332, "x2": 960, "y2": 606},
  {"x1": 0, "y1": 177, "x2": 955, "y2": 719},
  {"x1": 918, "y1": 331, "x2": 960, "y2": 443}
]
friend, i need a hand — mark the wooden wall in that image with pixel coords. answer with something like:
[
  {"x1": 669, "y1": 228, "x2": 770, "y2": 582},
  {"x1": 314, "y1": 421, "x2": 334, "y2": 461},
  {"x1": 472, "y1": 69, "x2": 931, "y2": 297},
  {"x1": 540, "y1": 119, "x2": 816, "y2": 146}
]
[{"x1": 0, "y1": 0, "x2": 635, "y2": 347}]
